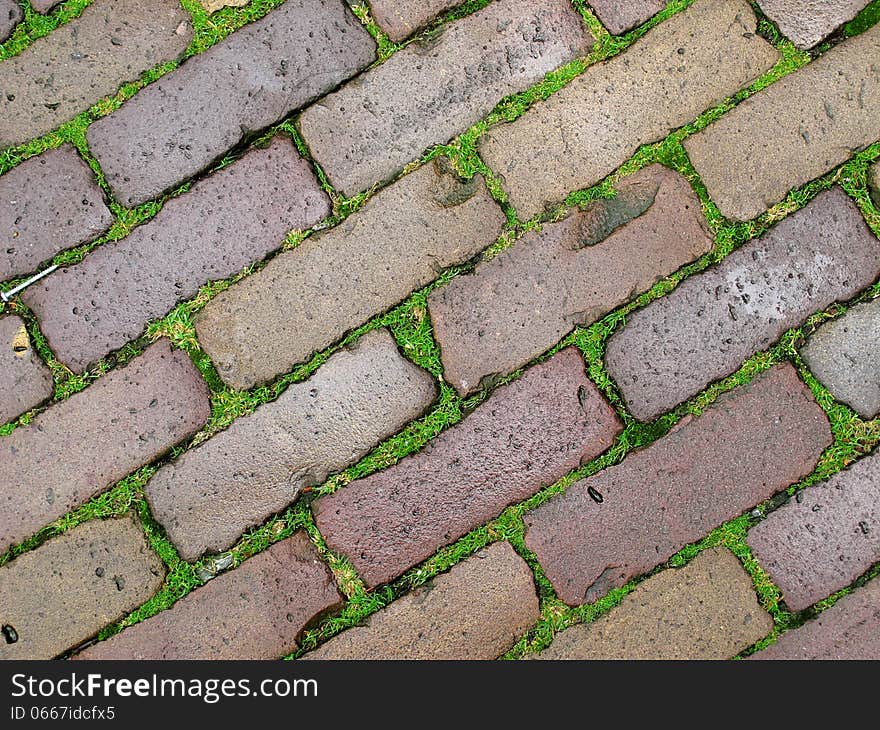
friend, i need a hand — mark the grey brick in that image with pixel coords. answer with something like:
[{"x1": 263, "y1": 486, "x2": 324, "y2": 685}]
[
  {"x1": 869, "y1": 160, "x2": 880, "y2": 209},
  {"x1": 0, "y1": 315, "x2": 53, "y2": 424},
  {"x1": 588, "y1": 0, "x2": 665, "y2": 34},
  {"x1": 0, "y1": 0, "x2": 22, "y2": 43},
  {"x1": 31, "y1": 1, "x2": 64, "y2": 13},
  {"x1": 369, "y1": 0, "x2": 461, "y2": 42},
  {"x1": 756, "y1": 0, "x2": 871, "y2": 49}
]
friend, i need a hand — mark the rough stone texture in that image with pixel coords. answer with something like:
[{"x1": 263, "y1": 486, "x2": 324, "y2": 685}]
[
  {"x1": 479, "y1": 0, "x2": 779, "y2": 220},
  {"x1": 0, "y1": 315, "x2": 53, "y2": 425},
  {"x1": 148, "y1": 329, "x2": 438, "y2": 561},
  {"x1": 751, "y1": 577, "x2": 880, "y2": 659},
  {"x1": 197, "y1": 160, "x2": 505, "y2": 390},
  {"x1": 428, "y1": 165, "x2": 713, "y2": 396},
  {"x1": 0, "y1": 340, "x2": 210, "y2": 553},
  {"x1": 605, "y1": 188, "x2": 880, "y2": 422},
  {"x1": 303, "y1": 542, "x2": 540, "y2": 660},
  {"x1": 75, "y1": 532, "x2": 343, "y2": 660},
  {"x1": 314, "y1": 348, "x2": 622, "y2": 588},
  {"x1": 801, "y1": 298, "x2": 880, "y2": 419},
  {"x1": 199, "y1": 0, "x2": 249, "y2": 13},
  {"x1": 0, "y1": 515, "x2": 165, "y2": 660},
  {"x1": 30, "y1": 0, "x2": 64, "y2": 13},
  {"x1": 88, "y1": 1, "x2": 374, "y2": 208},
  {"x1": 685, "y1": 25, "x2": 880, "y2": 221},
  {"x1": 588, "y1": 0, "x2": 666, "y2": 35},
  {"x1": 0, "y1": 0, "x2": 22, "y2": 43},
  {"x1": 298, "y1": 0, "x2": 593, "y2": 197},
  {"x1": 369, "y1": 0, "x2": 460, "y2": 42},
  {"x1": 24, "y1": 138, "x2": 329, "y2": 373},
  {"x1": 869, "y1": 161, "x2": 880, "y2": 209},
  {"x1": 534, "y1": 548, "x2": 772, "y2": 659},
  {"x1": 756, "y1": 0, "x2": 871, "y2": 49},
  {"x1": 747, "y1": 449, "x2": 880, "y2": 612},
  {"x1": 524, "y1": 364, "x2": 831, "y2": 606},
  {"x1": 0, "y1": 0, "x2": 192, "y2": 148},
  {"x1": 0, "y1": 145, "x2": 113, "y2": 279}
]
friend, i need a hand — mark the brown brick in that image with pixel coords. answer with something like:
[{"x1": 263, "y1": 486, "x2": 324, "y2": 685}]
[
  {"x1": 0, "y1": 315, "x2": 53, "y2": 425},
  {"x1": 369, "y1": 0, "x2": 460, "y2": 42},
  {"x1": 685, "y1": 25, "x2": 880, "y2": 221},
  {"x1": 589, "y1": 0, "x2": 665, "y2": 34},
  {"x1": 0, "y1": 339, "x2": 210, "y2": 553},
  {"x1": 147, "y1": 329, "x2": 437, "y2": 561},
  {"x1": 479, "y1": 0, "x2": 779, "y2": 220},
  {"x1": 524, "y1": 364, "x2": 831, "y2": 606},
  {"x1": 1, "y1": 145, "x2": 113, "y2": 280},
  {"x1": 75, "y1": 532, "x2": 343, "y2": 660},
  {"x1": 0, "y1": 515, "x2": 165, "y2": 660},
  {"x1": 24, "y1": 138, "x2": 329, "y2": 373},
  {"x1": 756, "y1": 0, "x2": 871, "y2": 49},
  {"x1": 747, "y1": 449, "x2": 880, "y2": 612},
  {"x1": 88, "y1": 0, "x2": 375, "y2": 207},
  {"x1": 604, "y1": 188, "x2": 880, "y2": 422},
  {"x1": 533, "y1": 548, "x2": 772, "y2": 659},
  {"x1": 198, "y1": 0, "x2": 249, "y2": 13},
  {"x1": 0, "y1": 0, "x2": 22, "y2": 43},
  {"x1": 428, "y1": 164, "x2": 713, "y2": 396},
  {"x1": 298, "y1": 0, "x2": 592, "y2": 197},
  {"x1": 196, "y1": 160, "x2": 505, "y2": 390},
  {"x1": 303, "y1": 542, "x2": 539, "y2": 659},
  {"x1": 0, "y1": 0, "x2": 192, "y2": 148},
  {"x1": 314, "y1": 348, "x2": 622, "y2": 588}
]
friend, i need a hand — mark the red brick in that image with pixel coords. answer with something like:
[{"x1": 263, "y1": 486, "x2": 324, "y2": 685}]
[
  {"x1": 369, "y1": 0, "x2": 460, "y2": 42},
  {"x1": 0, "y1": 315, "x2": 53, "y2": 425}
]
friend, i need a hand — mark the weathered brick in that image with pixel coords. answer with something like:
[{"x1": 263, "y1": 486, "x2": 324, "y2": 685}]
[
  {"x1": 1, "y1": 145, "x2": 113, "y2": 279},
  {"x1": 369, "y1": 0, "x2": 460, "y2": 42},
  {"x1": 801, "y1": 298, "x2": 880, "y2": 419},
  {"x1": 479, "y1": 0, "x2": 779, "y2": 221},
  {"x1": 756, "y1": 0, "x2": 871, "y2": 49},
  {"x1": 298, "y1": 0, "x2": 592, "y2": 197},
  {"x1": 76, "y1": 532, "x2": 343, "y2": 660},
  {"x1": 605, "y1": 188, "x2": 880, "y2": 422},
  {"x1": 428, "y1": 164, "x2": 713, "y2": 396},
  {"x1": 0, "y1": 515, "x2": 165, "y2": 660},
  {"x1": 751, "y1": 577, "x2": 880, "y2": 660},
  {"x1": 533, "y1": 548, "x2": 772, "y2": 659},
  {"x1": 30, "y1": 1, "x2": 64, "y2": 13},
  {"x1": 87, "y1": 1, "x2": 375, "y2": 208},
  {"x1": 0, "y1": 0, "x2": 192, "y2": 148},
  {"x1": 0, "y1": 315, "x2": 53, "y2": 424},
  {"x1": 747, "y1": 449, "x2": 880, "y2": 612},
  {"x1": 197, "y1": 160, "x2": 505, "y2": 390},
  {"x1": 0, "y1": 0, "x2": 22, "y2": 43},
  {"x1": 148, "y1": 329, "x2": 437, "y2": 561},
  {"x1": 314, "y1": 348, "x2": 622, "y2": 588},
  {"x1": 524, "y1": 364, "x2": 831, "y2": 606},
  {"x1": 588, "y1": 0, "x2": 665, "y2": 35},
  {"x1": 24, "y1": 138, "x2": 329, "y2": 373},
  {"x1": 870, "y1": 160, "x2": 880, "y2": 209},
  {"x1": 198, "y1": 0, "x2": 249, "y2": 13},
  {"x1": 685, "y1": 25, "x2": 880, "y2": 221},
  {"x1": 303, "y1": 542, "x2": 539, "y2": 660},
  {"x1": 0, "y1": 339, "x2": 210, "y2": 553}
]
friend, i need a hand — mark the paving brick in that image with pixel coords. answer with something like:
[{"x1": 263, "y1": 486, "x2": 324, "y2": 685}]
[
  {"x1": 524, "y1": 364, "x2": 831, "y2": 606},
  {"x1": 588, "y1": 0, "x2": 665, "y2": 35},
  {"x1": 76, "y1": 532, "x2": 343, "y2": 660},
  {"x1": 298, "y1": 0, "x2": 592, "y2": 197},
  {"x1": 369, "y1": 0, "x2": 460, "y2": 42},
  {"x1": 751, "y1": 577, "x2": 880, "y2": 659},
  {"x1": 0, "y1": 315, "x2": 53, "y2": 424},
  {"x1": 870, "y1": 161, "x2": 880, "y2": 209},
  {"x1": 479, "y1": 0, "x2": 778, "y2": 221},
  {"x1": 0, "y1": 339, "x2": 210, "y2": 553},
  {"x1": 314, "y1": 348, "x2": 622, "y2": 588},
  {"x1": 199, "y1": 0, "x2": 249, "y2": 13},
  {"x1": 23, "y1": 138, "x2": 329, "y2": 373},
  {"x1": 0, "y1": 0, "x2": 192, "y2": 149},
  {"x1": 31, "y1": 1, "x2": 64, "y2": 13},
  {"x1": 148, "y1": 329, "x2": 437, "y2": 561},
  {"x1": 197, "y1": 160, "x2": 505, "y2": 390},
  {"x1": 0, "y1": 515, "x2": 164, "y2": 660},
  {"x1": 0, "y1": 0, "x2": 22, "y2": 43},
  {"x1": 605, "y1": 188, "x2": 880, "y2": 422},
  {"x1": 747, "y1": 449, "x2": 880, "y2": 612},
  {"x1": 756, "y1": 0, "x2": 871, "y2": 49},
  {"x1": 428, "y1": 164, "x2": 713, "y2": 396},
  {"x1": 0, "y1": 145, "x2": 113, "y2": 280},
  {"x1": 303, "y1": 542, "x2": 539, "y2": 659},
  {"x1": 801, "y1": 298, "x2": 880, "y2": 419},
  {"x1": 534, "y1": 548, "x2": 772, "y2": 659},
  {"x1": 87, "y1": 1, "x2": 374, "y2": 208},
  {"x1": 685, "y1": 25, "x2": 880, "y2": 221}
]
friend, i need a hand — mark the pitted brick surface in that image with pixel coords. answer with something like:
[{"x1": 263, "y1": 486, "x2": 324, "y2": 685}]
[
  {"x1": 75, "y1": 532, "x2": 343, "y2": 660},
  {"x1": 196, "y1": 161, "x2": 504, "y2": 390},
  {"x1": 298, "y1": 0, "x2": 593, "y2": 197},
  {"x1": 369, "y1": 0, "x2": 460, "y2": 42},
  {"x1": 313, "y1": 348, "x2": 622, "y2": 588},
  {"x1": 0, "y1": 340, "x2": 210, "y2": 553},
  {"x1": 0, "y1": 515, "x2": 165, "y2": 660},
  {"x1": 428, "y1": 165, "x2": 713, "y2": 395},
  {"x1": 147, "y1": 329, "x2": 437, "y2": 561},
  {"x1": 756, "y1": 0, "x2": 871, "y2": 49},
  {"x1": 605, "y1": 188, "x2": 880, "y2": 422},
  {"x1": 589, "y1": 0, "x2": 665, "y2": 34},
  {"x1": 0, "y1": 315, "x2": 53, "y2": 425},
  {"x1": 24, "y1": 138, "x2": 329, "y2": 373},
  {"x1": 524, "y1": 365, "x2": 831, "y2": 606},
  {"x1": 0, "y1": 0, "x2": 22, "y2": 43}
]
